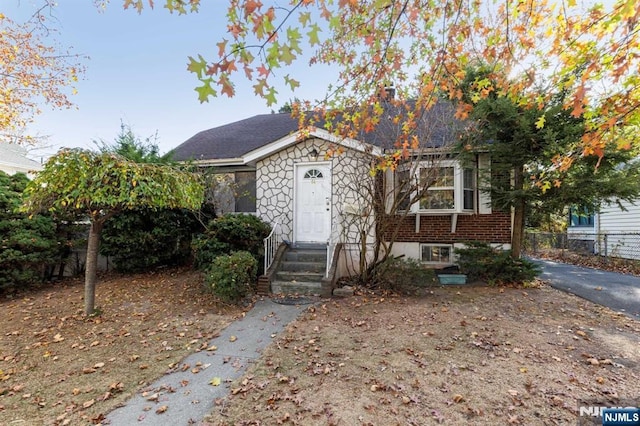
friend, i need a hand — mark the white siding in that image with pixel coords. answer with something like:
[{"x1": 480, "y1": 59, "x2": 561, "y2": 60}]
[
  {"x1": 594, "y1": 199, "x2": 640, "y2": 260},
  {"x1": 599, "y1": 199, "x2": 640, "y2": 233},
  {"x1": 0, "y1": 142, "x2": 42, "y2": 178}
]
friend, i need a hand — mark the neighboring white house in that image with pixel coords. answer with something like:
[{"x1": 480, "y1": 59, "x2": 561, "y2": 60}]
[
  {"x1": 0, "y1": 141, "x2": 42, "y2": 177},
  {"x1": 568, "y1": 199, "x2": 640, "y2": 260}
]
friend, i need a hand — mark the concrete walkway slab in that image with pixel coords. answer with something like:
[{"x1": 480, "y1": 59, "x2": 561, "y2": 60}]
[
  {"x1": 535, "y1": 258, "x2": 640, "y2": 319},
  {"x1": 104, "y1": 298, "x2": 311, "y2": 425}
]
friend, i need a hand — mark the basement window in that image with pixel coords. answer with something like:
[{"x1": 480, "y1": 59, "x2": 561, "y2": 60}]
[{"x1": 420, "y1": 244, "x2": 452, "y2": 264}]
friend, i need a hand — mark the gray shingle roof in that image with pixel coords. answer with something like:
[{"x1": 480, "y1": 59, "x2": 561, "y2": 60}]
[
  {"x1": 171, "y1": 101, "x2": 465, "y2": 162},
  {"x1": 172, "y1": 113, "x2": 299, "y2": 161}
]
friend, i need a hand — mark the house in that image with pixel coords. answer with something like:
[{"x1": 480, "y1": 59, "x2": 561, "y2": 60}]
[
  {"x1": 568, "y1": 200, "x2": 640, "y2": 260},
  {"x1": 0, "y1": 141, "x2": 42, "y2": 178},
  {"x1": 172, "y1": 101, "x2": 513, "y2": 294}
]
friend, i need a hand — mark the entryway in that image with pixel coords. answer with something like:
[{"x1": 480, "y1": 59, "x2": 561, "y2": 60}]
[{"x1": 294, "y1": 163, "x2": 331, "y2": 243}]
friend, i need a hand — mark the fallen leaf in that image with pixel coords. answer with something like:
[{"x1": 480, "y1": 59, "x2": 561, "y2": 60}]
[
  {"x1": 82, "y1": 399, "x2": 95, "y2": 408},
  {"x1": 155, "y1": 405, "x2": 168, "y2": 414},
  {"x1": 210, "y1": 377, "x2": 222, "y2": 386},
  {"x1": 53, "y1": 333, "x2": 64, "y2": 343},
  {"x1": 229, "y1": 335, "x2": 237, "y2": 342}
]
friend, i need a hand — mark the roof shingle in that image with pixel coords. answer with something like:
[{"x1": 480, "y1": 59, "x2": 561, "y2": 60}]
[{"x1": 171, "y1": 101, "x2": 465, "y2": 162}]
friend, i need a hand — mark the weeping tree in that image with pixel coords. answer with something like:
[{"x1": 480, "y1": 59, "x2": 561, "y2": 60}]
[
  {"x1": 21, "y1": 148, "x2": 204, "y2": 315},
  {"x1": 96, "y1": 123, "x2": 202, "y2": 272}
]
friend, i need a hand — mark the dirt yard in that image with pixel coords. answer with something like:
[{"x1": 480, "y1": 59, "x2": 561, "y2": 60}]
[
  {"x1": 2, "y1": 270, "x2": 640, "y2": 426},
  {"x1": 203, "y1": 283, "x2": 640, "y2": 425},
  {"x1": 0, "y1": 268, "x2": 245, "y2": 425}
]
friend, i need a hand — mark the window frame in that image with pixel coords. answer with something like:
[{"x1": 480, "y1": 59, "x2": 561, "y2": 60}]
[
  {"x1": 569, "y1": 207, "x2": 595, "y2": 227},
  {"x1": 396, "y1": 159, "x2": 476, "y2": 214},
  {"x1": 420, "y1": 243, "x2": 454, "y2": 264}
]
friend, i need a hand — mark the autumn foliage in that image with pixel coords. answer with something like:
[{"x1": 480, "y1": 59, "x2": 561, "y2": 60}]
[
  {"x1": 0, "y1": 5, "x2": 82, "y2": 144},
  {"x1": 127, "y1": 0, "x2": 639, "y2": 181}
]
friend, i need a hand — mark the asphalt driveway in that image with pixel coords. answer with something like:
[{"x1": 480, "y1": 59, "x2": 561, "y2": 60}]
[{"x1": 535, "y1": 258, "x2": 640, "y2": 319}]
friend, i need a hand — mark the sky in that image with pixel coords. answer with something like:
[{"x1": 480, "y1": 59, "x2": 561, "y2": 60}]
[{"x1": 4, "y1": 1, "x2": 333, "y2": 160}]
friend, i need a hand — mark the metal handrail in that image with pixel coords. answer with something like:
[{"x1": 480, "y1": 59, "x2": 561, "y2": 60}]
[{"x1": 263, "y1": 220, "x2": 282, "y2": 274}]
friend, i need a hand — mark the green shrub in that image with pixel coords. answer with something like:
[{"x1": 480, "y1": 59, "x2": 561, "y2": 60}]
[
  {"x1": 455, "y1": 241, "x2": 540, "y2": 284},
  {"x1": 204, "y1": 251, "x2": 258, "y2": 303},
  {"x1": 192, "y1": 214, "x2": 271, "y2": 270},
  {"x1": 101, "y1": 208, "x2": 201, "y2": 272},
  {"x1": 373, "y1": 256, "x2": 437, "y2": 295},
  {"x1": 0, "y1": 172, "x2": 60, "y2": 290}
]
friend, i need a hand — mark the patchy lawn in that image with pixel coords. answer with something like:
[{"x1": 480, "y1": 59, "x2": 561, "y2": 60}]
[
  {"x1": 0, "y1": 268, "x2": 245, "y2": 425},
  {"x1": 204, "y1": 284, "x2": 640, "y2": 425}
]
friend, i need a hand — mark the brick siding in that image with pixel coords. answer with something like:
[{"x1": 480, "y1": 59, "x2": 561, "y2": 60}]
[{"x1": 384, "y1": 212, "x2": 512, "y2": 244}]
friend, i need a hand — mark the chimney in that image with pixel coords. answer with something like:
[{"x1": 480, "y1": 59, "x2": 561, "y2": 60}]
[{"x1": 383, "y1": 86, "x2": 395, "y2": 100}]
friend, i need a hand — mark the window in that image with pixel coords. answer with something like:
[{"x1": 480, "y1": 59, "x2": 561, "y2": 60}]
[
  {"x1": 421, "y1": 244, "x2": 452, "y2": 263},
  {"x1": 463, "y1": 168, "x2": 475, "y2": 210},
  {"x1": 396, "y1": 160, "x2": 476, "y2": 212},
  {"x1": 420, "y1": 167, "x2": 455, "y2": 210},
  {"x1": 569, "y1": 207, "x2": 594, "y2": 227},
  {"x1": 395, "y1": 169, "x2": 411, "y2": 211},
  {"x1": 303, "y1": 169, "x2": 323, "y2": 179},
  {"x1": 234, "y1": 171, "x2": 256, "y2": 213}
]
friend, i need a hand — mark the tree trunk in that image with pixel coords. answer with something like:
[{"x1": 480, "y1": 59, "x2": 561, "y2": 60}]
[
  {"x1": 84, "y1": 220, "x2": 104, "y2": 315},
  {"x1": 511, "y1": 165, "x2": 526, "y2": 259}
]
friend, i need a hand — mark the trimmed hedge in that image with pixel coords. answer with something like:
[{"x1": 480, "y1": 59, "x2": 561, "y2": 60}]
[{"x1": 101, "y1": 208, "x2": 200, "y2": 272}]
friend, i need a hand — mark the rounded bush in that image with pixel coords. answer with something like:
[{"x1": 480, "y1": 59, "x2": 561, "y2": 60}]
[{"x1": 204, "y1": 251, "x2": 258, "y2": 303}]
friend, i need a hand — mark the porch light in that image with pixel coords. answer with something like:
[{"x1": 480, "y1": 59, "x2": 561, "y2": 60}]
[{"x1": 309, "y1": 148, "x2": 319, "y2": 161}]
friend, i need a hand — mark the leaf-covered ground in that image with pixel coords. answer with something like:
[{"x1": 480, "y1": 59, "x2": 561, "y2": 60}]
[
  {"x1": 204, "y1": 284, "x2": 640, "y2": 425},
  {"x1": 0, "y1": 268, "x2": 244, "y2": 425}
]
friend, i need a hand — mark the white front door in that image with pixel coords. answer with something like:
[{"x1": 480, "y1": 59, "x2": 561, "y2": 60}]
[{"x1": 295, "y1": 163, "x2": 331, "y2": 243}]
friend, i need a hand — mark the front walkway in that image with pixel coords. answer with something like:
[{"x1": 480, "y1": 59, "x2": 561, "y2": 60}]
[
  {"x1": 104, "y1": 298, "x2": 310, "y2": 425},
  {"x1": 535, "y1": 259, "x2": 640, "y2": 318}
]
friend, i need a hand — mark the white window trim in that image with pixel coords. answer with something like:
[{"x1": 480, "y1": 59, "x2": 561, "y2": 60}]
[{"x1": 397, "y1": 159, "x2": 476, "y2": 214}]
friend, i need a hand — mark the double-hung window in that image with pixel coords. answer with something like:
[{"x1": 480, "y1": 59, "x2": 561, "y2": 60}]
[
  {"x1": 419, "y1": 167, "x2": 455, "y2": 210},
  {"x1": 397, "y1": 160, "x2": 476, "y2": 213}
]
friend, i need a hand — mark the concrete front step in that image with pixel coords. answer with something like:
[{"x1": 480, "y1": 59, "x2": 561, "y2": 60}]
[
  {"x1": 275, "y1": 270, "x2": 325, "y2": 282},
  {"x1": 271, "y1": 280, "x2": 322, "y2": 296},
  {"x1": 279, "y1": 260, "x2": 325, "y2": 273},
  {"x1": 270, "y1": 246, "x2": 327, "y2": 296},
  {"x1": 283, "y1": 249, "x2": 327, "y2": 263}
]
